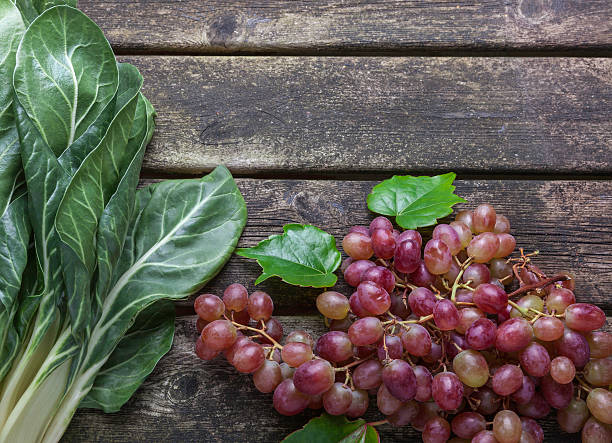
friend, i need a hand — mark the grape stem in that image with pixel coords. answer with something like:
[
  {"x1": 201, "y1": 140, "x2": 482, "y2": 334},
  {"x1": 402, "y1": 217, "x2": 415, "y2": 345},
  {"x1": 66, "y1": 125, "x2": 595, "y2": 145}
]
[
  {"x1": 507, "y1": 273, "x2": 570, "y2": 299},
  {"x1": 450, "y1": 257, "x2": 473, "y2": 302},
  {"x1": 229, "y1": 319, "x2": 284, "y2": 350},
  {"x1": 334, "y1": 355, "x2": 375, "y2": 372}
]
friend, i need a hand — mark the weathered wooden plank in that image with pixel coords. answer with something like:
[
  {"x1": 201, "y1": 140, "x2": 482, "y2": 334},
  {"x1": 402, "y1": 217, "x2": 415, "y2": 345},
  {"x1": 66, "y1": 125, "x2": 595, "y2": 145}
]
[
  {"x1": 118, "y1": 56, "x2": 612, "y2": 176},
  {"x1": 64, "y1": 315, "x2": 611, "y2": 442},
  {"x1": 80, "y1": 1, "x2": 612, "y2": 54},
  {"x1": 131, "y1": 178, "x2": 612, "y2": 313}
]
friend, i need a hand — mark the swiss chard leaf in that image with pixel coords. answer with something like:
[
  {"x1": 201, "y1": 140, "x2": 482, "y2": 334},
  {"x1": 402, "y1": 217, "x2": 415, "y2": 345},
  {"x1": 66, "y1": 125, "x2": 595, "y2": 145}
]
[
  {"x1": 0, "y1": 194, "x2": 31, "y2": 382},
  {"x1": 367, "y1": 172, "x2": 465, "y2": 229},
  {"x1": 75, "y1": 165, "x2": 246, "y2": 401},
  {"x1": 79, "y1": 300, "x2": 175, "y2": 413},
  {"x1": 55, "y1": 64, "x2": 142, "y2": 339},
  {"x1": 283, "y1": 414, "x2": 379, "y2": 443},
  {"x1": 236, "y1": 224, "x2": 341, "y2": 287},
  {"x1": 94, "y1": 93, "x2": 154, "y2": 320},
  {"x1": 0, "y1": 0, "x2": 26, "y2": 216},
  {"x1": 12, "y1": 0, "x2": 77, "y2": 25},
  {"x1": 13, "y1": 5, "x2": 118, "y2": 156}
]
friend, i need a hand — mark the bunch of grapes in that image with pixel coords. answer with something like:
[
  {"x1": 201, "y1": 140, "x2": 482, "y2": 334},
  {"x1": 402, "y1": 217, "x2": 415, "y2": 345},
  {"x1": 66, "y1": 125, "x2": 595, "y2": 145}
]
[{"x1": 193, "y1": 204, "x2": 612, "y2": 443}]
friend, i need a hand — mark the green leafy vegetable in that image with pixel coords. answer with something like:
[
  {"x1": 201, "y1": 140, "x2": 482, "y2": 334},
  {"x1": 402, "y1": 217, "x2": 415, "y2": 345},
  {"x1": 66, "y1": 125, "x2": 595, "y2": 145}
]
[
  {"x1": 237, "y1": 224, "x2": 341, "y2": 287},
  {"x1": 78, "y1": 300, "x2": 175, "y2": 413},
  {"x1": 283, "y1": 414, "x2": 379, "y2": 443},
  {"x1": 0, "y1": 0, "x2": 26, "y2": 215},
  {"x1": 0, "y1": 3, "x2": 247, "y2": 442},
  {"x1": 367, "y1": 172, "x2": 465, "y2": 229}
]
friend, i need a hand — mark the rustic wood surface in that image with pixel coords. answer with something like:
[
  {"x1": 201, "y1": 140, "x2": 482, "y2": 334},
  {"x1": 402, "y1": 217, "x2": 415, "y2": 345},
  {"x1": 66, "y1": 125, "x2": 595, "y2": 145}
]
[
  {"x1": 60, "y1": 1, "x2": 612, "y2": 441},
  {"x1": 80, "y1": 1, "x2": 612, "y2": 54},
  {"x1": 64, "y1": 316, "x2": 611, "y2": 442},
  {"x1": 117, "y1": 56, "x2": 612, "y2": 177}
]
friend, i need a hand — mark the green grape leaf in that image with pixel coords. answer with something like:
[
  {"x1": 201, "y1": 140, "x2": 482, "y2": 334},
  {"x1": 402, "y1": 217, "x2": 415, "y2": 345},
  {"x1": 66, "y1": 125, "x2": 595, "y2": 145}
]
[
  {"x1": 282, "y1": 414, "x2": 379, "y2": 443},
  {"x1": 236, "y1": 224, "x2": 341, "y2": 287},
  {"x1": 367, "y1": 172, "x2": 465, "y2": 229}
]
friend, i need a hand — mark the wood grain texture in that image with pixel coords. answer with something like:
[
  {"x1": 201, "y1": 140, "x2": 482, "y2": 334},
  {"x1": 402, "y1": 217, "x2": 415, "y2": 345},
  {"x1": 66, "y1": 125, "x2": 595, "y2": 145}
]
[
  {"x1": 129, "y1": 178, "x2": 612, "y2": 314},
  {"x1": 116, "y1": 56, "x2": 612, "y2": 176},
  {"x1": 80, "y1": 0, "x2": 612, "y2": 54},
  {"x1": 64, "y1": 315, "x2": 611, "y2": 442}
]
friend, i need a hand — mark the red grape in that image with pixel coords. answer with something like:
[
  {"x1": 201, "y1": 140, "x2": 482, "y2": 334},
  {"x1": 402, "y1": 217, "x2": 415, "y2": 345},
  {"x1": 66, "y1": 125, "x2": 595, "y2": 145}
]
[
  {"x1": 408, "y1": 287, "x2": 437, "y2": 317},
  {"x1": 273, "y1": 379, "x2": 309, "y2": 416},
  {"x1": 557, "y1": 397, "x2": 589, "y2": 433},
  {"x1": 342, "y1": 231, "x2": 374, "y2": 260},
  {"x1": 194, "y1": 293, "x2": 225, "y2": 322},
  {"x1": 495, "y1": 318, "x2": 533, "y2": 353},
  {"x1": 550, "y1": 356, "x2": 575, "y2": 384},
  {"x1": 377, "y1": 383, "x2": 403, "y2": 415},
  {"x1": 424, "y1": 239, "x2": 452, "y2": 275},
  {"x1": 369, "y1": 216, "x2": 393, "y2": 234},
  {"x1": 394, "y1": 239, "x2": 421, "y2": 274},
  {"x1": 518, "y1": 342, "x2": 551, "y2": 377},
  {"x1": 465, "y1": 317, "x2": 497, "y2": 350},
  {"x1": 348, "y1": 317, "x2": 383, "y2": 346},
  {"x1": 322, "y1": 382, "x2": 352, "y2": 415},
  {"x1": 233, "y1": 342, "x2": 265, "y2": 373},
  {"x1": 541, "y1": 374, "x2": 573, "y2": 409},
  {"x1": 195, "y1": 338, "x2": 219, "y2": 361},
  {"x1": 346, "y1": 389, "x2": 369, "y2": 418},
  {"x1": 201, "y1": 320, "x2": 237, "y2": 351},
  {"x1": 409, "y1": 261, "x2": 436, "y2": 287},
  {"x1": 451, "y1": 412, "x2": 486, "y2": 439},
  {"x1": 253, "y1": 360, "x2": 283, "y2": 393},
  {"x1": 362, "y1": 265, "x2": 395, "y2": 293},
  {"x1": 400, "y1": 323, "x2": 432, "y2": 356},
  {"x1": 382, "y1": 359, "x2": 417, "y2": 401},
  {"x1": 223, "y1": 283, "x2": 249, "y2": 312},
  {"x1": 586, "y1": 331, "x2": 612, "y2": 359},
  {"x1": 532, "y1": 316, "x2": 564, "y2": 341},
  {"x1": 555, "y1": 327, "x2": 590, "y2": 368},
  {"x1": 281, "y1": 342, "x2": 313, "y2": 368},
  {"x1": 564, "y1": 303, "x2": 606, "y2": 332},
  {"x1": 473, "y1": 283, "x2": 508, "y2": 314},
  {"x1": 494, "y1": 214, "x2": 511, "y2": 234},
  {"x1": 353, "y1": 359, "x2": 383, "y2": 390},
  {"x1": 315, "y1": 331, "x2": 353, "y2": 362},
  {"x1": 293, "y1": 359, "x2": 334, "y2": 396},
  {"x1": 357, "y1": 280, "x2": 390, "y2": 315},
  {"x1": 422, "y1": 416, "x2": 451, "y2": 443},
  {"x1": 467, "y1": 232, "x2": 499, "y2": 263},
  {"x1": 511, "y1": 375, "x2": 535, "y2": 405},
  {"x1": 433, "y1": 299, "x2": 460, "y2": 330},
  {"x1": 494, "y1": 233, "x2": 516, "y2": 258},
  {"x1": 492, "y1": 364, "x2": 523, "y2": 396},
  {"x1": 371, "y1": 228, "x2": 396, "y2": 259},
  {"x1": 463, "y1": 263, "x2": 491, "y2": 287},
  {"x1": 247, "y1": 291, "x2": 274, "y2": 321},
  {"x1": 587, "y1": 388, "x2": 612, "y2": 424},
  {"x1": 397, "y1": 229, "x2": 422, "y2": 248},
  {"x1": 316, "y1": 291, "x2": 350, "y2": 319},
  {"x1": 433, "y1": 223, "x2": 462, "y2": 255},
  {"x1": 473, "y1": 204, "x2": 496, "y2": 233},
  {"x1": 377, "y1": 334, "x2": 403, "y2": 361},
  {"x1": 343, "y1": 259, "x2": 375, "y2": 287},
  {"x1": 493, "y1": 410, "x2": 521, "y2": 443},
  {"x1": 584, "y1": 358, "x2": 612, "y2": 387},
  {"x1": 432, "y1": 372, "x2": 464, "y2": 411}
]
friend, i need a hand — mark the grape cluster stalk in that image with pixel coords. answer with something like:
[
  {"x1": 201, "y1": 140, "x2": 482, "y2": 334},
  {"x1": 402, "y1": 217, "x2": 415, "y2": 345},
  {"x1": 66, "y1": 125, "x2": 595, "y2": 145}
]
[{"x1": 193, "y1": 205, "x2": 612, "y2": 443}]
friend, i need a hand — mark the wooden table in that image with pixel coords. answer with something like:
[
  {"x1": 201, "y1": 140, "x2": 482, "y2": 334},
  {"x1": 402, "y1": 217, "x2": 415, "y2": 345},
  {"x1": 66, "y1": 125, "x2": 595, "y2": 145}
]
[{"x1": 64, "y1": 1, "x2": 612, "y2": 441}]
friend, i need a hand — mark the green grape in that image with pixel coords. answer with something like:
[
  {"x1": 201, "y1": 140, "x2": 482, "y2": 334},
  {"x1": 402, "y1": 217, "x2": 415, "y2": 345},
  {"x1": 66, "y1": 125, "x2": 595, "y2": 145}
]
[{"x1": 453, "y1": 350, "x2": 489, "y2": 388}]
